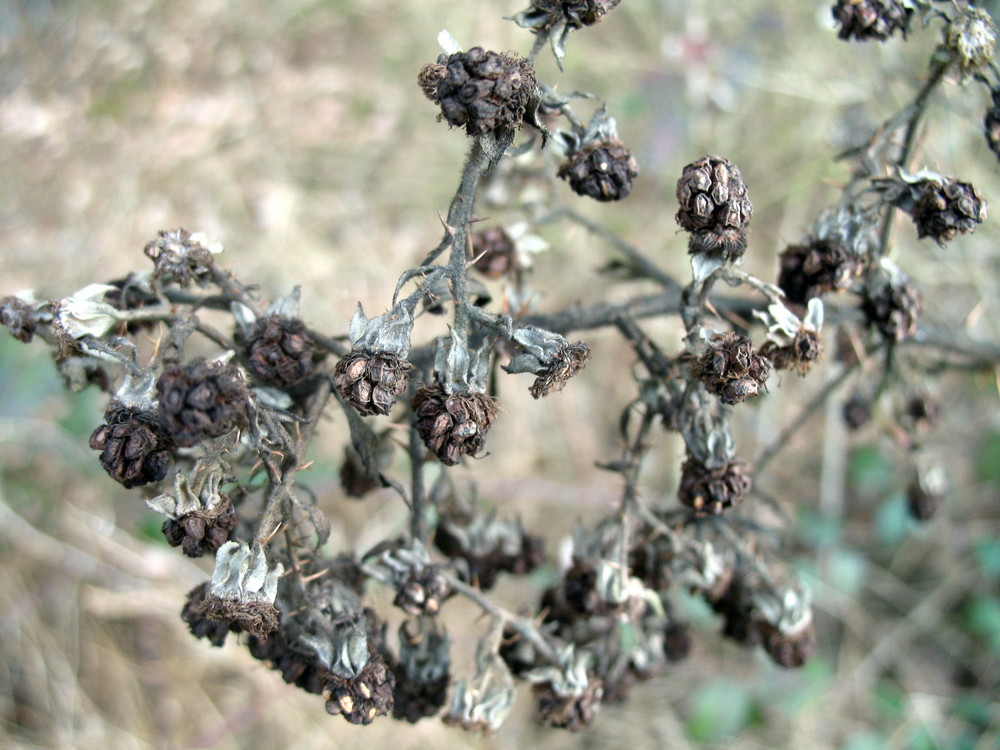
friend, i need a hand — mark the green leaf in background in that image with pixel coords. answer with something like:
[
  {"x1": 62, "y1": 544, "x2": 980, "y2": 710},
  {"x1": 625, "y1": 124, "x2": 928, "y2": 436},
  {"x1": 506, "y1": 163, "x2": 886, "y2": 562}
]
[
  {"x1": 774, "y1": 657, "x2": 833, "y2": 716},
  {"x1": 826, "y1": 548, "x2": 868, "y2": 596},
  {"x1": 904, "y1": 726, "x2": 940, "y2": 750},
  {"x1": 0, "y1": 335, "x2": 62, "y2": 419},
  {"x1": 875, "y1": 492, "x2": 910, "y2": 546},
  {"x1": 686, "y1": 681, "x2": 753, "y2": 743},
  {"x1": 58, "y1": 385, "x2": 104, "y2": 441},
  {"x1": 873, "y1": 679, "x2": 906, "y2": 722},
  {"x1": 973, "y1": 538, "x2": 1000, "y2": 580},
  {"x1": 137, "y1": 514, "x2": 169, "y2": 546},
  {"x1": 963, "y1": 595, "x2": 1000, "y2": 654},
  {"x1": 843, "y1": 732, "x2": 889, "y2": 750},
  {"x1": 796, "y1": 508, "x2": 842, "y2": 549},
  {"x1": 974, "y1": 430, "x2": 1000, "y2": 485},
  {"x1": 849, "y1": 444, "x2": 896, "y2": 496}
]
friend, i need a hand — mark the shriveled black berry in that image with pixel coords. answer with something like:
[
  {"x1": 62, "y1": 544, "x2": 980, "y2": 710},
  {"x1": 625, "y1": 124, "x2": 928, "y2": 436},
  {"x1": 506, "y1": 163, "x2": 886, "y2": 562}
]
[
  {"x1": 778, "y1": 239, "x2": 863, "y2": 304},
  {"x1": 558, "y1": 139, "x2": 638, "y2": 202},
  {"x1": 245, "y1": 315, "x2": 315, "y2": 389},
  {"x1": 678, "y1": 456, "x2": 751, "y2": 516},
  {"x1": 434, "y1": 47, "x2": 537, "y2": 137},
  {"x1": 691, "y1": 332, "x2": 770, "y2": 404},
  {"x1": 412, "y1": 384, "x2": 498, "y2": 466},
  {"x1": 832, "y1": 0, "x2": 912, "y2": 42},
  {"x1": 156, "y1": 359, "x2": 248, "y2": 446},
  {"x1": 89, "y1": 408, "x2": 174, "y2": 489},
  {"x1": 676, "y1": 155, "x2": 752, "y2": 259},
  {"x1": 908, "y1": 178, "x2": 986, "y2": 245},
  {"x1": 861, "y1": 276, "x2": 922, "y2": 343},
  {"x1": 334, "y1": 349, "x2": 412, "y2": 417}
]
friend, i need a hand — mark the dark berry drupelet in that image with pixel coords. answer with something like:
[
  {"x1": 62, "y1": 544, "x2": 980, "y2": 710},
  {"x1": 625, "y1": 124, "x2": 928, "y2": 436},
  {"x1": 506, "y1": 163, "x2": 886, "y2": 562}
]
[
  {"x1": 334, "y1": 349, "x2": 412, "y2": 417},
  {"x1": 156, "y1": 359, "x2": 248, "y2": 446},
  {"x1": 89, "y1": 408, "x2": 174, "y2": 489},
  {"x1": 245, "y1": 315, "x2": 316, "y2": 389},
  {"x1": 558, "y1": 139, "x2": 638, "y2": 202},
  {"x1": 434, "y1": 47, "x2": 537, "y2": 137},
  {"x1": 412, "y1": 384, "x2": 499, "y2": 466}
]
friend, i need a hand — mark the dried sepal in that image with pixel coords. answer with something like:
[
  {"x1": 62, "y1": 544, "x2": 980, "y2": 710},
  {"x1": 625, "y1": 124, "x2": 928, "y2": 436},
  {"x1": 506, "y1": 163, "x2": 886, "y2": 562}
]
[
  {"x1": 203, "y1": 541, "x2": 283, "y2": 638},
  {"x1": 148, "y1": 463, "x2": 237, "y2": 557},
  {"x1": 525, "y1": 645, "x2": 603, "y2": 730},
  {"x1": 503, "y1": 326, "x2": 591, "y2": 398},
  {"x1": 442, "y1": 643, "x2": 515, "y2": 732},
  {"x1": 756, "y1": 299, "x2": 824, "y2": 375}
]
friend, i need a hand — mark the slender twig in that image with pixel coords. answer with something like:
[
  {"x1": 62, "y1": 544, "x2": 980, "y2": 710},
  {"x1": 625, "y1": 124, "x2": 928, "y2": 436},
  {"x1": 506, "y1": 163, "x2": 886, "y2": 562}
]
[{"x1": 442, "y1": 572, "x2": 560, "y2": 664}]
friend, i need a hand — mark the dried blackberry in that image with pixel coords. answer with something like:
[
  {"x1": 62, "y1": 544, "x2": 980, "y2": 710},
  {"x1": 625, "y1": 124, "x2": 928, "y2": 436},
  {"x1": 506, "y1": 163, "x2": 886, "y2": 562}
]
[
  {"x1": 708, "y1": 575, "x2": 758, "y2": 645},
  {"x1": 393, "y1": 566, "x2": 451, "y2": 617},
  {"x1": 558, "y1": 139, "x2": 638, "y2": 202},
  {"x1": 161, "y1": 497, "x2": 237, "y2": 558},
  {"x1": 861, "y1": 275, "x2": 922, "y2": 343},
  {"x1": 245, "y1": 315, "x2": 315, "y2": 389},
  {"x1": 527, "y1": 647, "x2": 602, "y2": 731},
  {"x1": 144, "y1": 228, "x2": 219, "y2": 287},
  {"x1": 203, "y1": 542, "x2": 282, "y2": 639},
  {"x1": 542, "y1": 560, "x2": 603, "y2": 624},
  {"x1": 471, "y1": 227, "x2": 518, "y2": 279},
  {"x1": 412, "y1": 384, "x2": 498, "y2": 466},
  {"x1": 89, "y1": 408, "x2": 174, "y2": 489},
  {"x1": 677, "y1": 456, "x2": 751, "y2": 516},
  {"x1": 692, "y1": 332, "x2": 770, "y2": 405},
  {"x1": 323, "y1": 655, "x2": 395, "y2": 725},
  {"x1": 675, "y1": 155, "x2": 752, "y2": 260},
  {"x1": 181, "y1": 582, "x2": 233, "y2": 647},
  {"x1": 434, "y1": 48, "x2": 537, "y2": 137},
  {"x1": 517, "y1": 0, "x2": 621, "y2": 31},
  {"x1": 156, "y1": 359, "x2": 248, "y2": 446},
  {"x1": 529, "y1": 341, "x2": 591, "y2": 398},
  {"x1": 777, "y1": 239, "x2": 862, "y2": 304},
  {"x1": 334, "y1": 349, "x2": 412, "y2": 417},
  {"x1": 1, "y1": 296, "x2": 38, "y2": 343},
  {"x1": 832, "y1": 0, "x2": 912, "y2": 42},
  {"x1": 906, "y1": 465, "x2": 946, "y2": 521},
  {"x1": 907, "y1": 178, "x2": 986, "y2": 245},
  {"x1": 760, "y1": 329, "x2": 822, "y2": 375}
]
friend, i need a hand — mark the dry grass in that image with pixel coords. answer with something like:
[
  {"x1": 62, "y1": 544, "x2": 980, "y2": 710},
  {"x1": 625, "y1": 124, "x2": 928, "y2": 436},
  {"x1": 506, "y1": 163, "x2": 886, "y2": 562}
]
[{"x1": 1, "y1": 0, "x2": 999, "y2": 747}]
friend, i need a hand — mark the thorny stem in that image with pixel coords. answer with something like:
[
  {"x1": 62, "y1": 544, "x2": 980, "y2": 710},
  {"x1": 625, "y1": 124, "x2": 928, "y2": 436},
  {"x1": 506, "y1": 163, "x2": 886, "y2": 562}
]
[{"x1": 442, "y1": 571, "x2": 560, "y2": 664}]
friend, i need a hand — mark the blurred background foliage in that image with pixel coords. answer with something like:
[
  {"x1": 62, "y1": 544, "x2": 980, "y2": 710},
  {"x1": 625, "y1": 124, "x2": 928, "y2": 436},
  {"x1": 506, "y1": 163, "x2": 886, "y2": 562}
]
[{"x1": 1, "y1": 0, "x2": 999, "y2": 748}]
